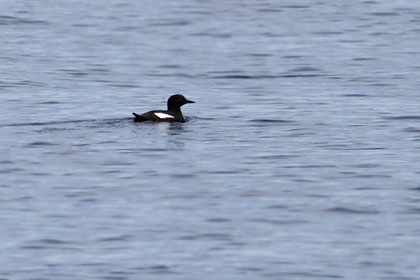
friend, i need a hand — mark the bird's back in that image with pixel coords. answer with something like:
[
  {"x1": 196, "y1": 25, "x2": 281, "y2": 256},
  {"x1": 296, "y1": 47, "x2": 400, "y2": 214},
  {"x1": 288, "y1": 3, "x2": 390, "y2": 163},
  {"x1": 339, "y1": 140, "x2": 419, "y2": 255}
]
[{"x1": 132, "y1": 110, "x2": 183, "y2": 122}]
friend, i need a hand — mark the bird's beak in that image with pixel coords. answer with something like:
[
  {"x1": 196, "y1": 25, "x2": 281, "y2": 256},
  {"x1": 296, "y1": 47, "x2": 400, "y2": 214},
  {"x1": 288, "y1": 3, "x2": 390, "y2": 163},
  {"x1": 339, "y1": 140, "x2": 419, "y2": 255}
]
[{"x1": 186, "y1": 99, "x2": 195, "y2": 104}]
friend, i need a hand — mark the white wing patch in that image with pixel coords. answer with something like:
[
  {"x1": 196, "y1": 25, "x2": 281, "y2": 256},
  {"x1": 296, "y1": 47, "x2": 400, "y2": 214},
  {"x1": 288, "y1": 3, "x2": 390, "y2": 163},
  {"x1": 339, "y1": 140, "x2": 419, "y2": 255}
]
[{"x1": 154, "y1": 112, "x2": 174, "y2": 119}]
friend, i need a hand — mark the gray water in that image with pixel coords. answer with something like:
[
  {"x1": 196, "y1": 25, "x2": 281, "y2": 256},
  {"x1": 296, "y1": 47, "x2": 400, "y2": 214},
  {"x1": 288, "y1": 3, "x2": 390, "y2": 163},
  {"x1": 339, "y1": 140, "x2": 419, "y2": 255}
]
[{"x1": 1, "y1": 1, "x2": 420, "y2": 279}]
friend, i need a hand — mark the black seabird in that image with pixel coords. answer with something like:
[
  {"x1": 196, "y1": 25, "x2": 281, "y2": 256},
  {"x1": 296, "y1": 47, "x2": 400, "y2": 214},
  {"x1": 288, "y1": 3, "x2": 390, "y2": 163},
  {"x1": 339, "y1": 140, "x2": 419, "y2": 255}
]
[{"x1": 132, "y1": 94, "x2": 195, "y2": 122}]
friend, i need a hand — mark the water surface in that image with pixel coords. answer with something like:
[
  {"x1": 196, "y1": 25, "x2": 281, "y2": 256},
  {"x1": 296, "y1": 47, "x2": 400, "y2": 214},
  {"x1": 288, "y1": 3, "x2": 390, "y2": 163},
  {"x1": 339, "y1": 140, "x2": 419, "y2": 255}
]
[{"x1": 1, "y1": 1, "x2": 420, "y2": 279}]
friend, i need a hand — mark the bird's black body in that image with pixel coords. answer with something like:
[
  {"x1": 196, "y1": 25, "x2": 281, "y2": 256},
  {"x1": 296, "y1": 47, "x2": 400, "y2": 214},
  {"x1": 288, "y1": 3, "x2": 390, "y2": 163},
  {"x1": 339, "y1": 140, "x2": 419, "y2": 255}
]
[{"x1": 133, "y1": 94, "x2": 194, "y2": 122}]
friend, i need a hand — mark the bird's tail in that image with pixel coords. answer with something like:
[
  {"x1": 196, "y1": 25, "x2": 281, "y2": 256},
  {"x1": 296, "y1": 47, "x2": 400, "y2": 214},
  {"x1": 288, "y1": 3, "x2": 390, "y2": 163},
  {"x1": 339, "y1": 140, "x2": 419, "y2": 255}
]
[{"x1": 132, "y1": 113, "x2": 147, "y2": 122}]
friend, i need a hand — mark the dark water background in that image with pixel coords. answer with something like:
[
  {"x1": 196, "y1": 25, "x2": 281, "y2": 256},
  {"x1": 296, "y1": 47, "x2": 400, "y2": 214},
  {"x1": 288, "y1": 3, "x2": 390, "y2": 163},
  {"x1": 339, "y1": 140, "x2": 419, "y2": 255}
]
[{"x1": 1, "y1": 1, "x2": 420, "y2": 279}]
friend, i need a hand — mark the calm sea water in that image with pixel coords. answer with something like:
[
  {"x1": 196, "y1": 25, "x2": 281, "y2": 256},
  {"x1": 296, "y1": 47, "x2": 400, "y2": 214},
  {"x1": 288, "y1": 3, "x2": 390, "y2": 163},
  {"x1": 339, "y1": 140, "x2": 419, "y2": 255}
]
[{"x1": 1, "y1": 1, "x2": 420, "y2": 279}]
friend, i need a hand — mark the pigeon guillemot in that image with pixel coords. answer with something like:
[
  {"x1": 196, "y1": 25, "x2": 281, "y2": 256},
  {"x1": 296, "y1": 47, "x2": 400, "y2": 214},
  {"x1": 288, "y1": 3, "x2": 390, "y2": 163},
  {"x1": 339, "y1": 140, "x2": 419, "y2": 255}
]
[{"x1": 132, "y1": 94, "x2": 195, "y2": 122}]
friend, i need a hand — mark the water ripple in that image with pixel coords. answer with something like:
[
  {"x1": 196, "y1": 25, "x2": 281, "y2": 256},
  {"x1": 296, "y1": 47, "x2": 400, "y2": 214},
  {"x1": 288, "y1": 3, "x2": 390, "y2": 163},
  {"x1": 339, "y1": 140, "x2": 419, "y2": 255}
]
[
  {"x1": 384, "y1": 115, "x2": 420, "y2": 121},
  {"x1": 326, "y1": 207, "x2": 380, "y2": 215},
  {"x1": 0, "y1": 118, "x2": 132, "y2": 128},
  {"x1": 179, "y1": 233, "x2": 233, "y2": 241},
  {"x1": 0, "y1": 15, "x2": 49, "y2": 25}
]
